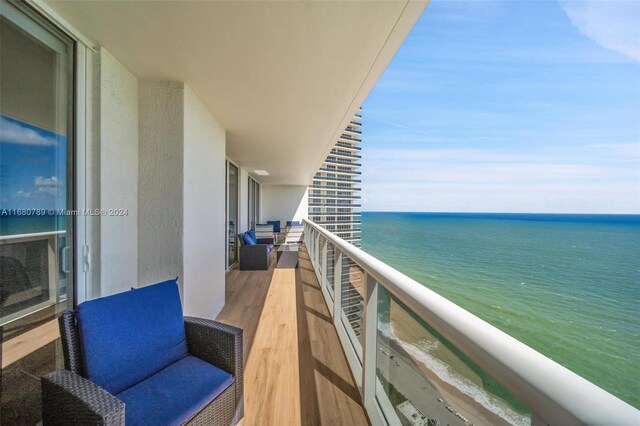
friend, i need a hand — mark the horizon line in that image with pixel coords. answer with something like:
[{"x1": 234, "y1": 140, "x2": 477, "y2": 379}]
[{"x1": 360, "y1": 211, "x2": 640, "y2": 216}]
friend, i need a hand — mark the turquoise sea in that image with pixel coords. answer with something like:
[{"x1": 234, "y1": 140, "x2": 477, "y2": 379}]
[{"x1": 362, "y1": 212, "x2": 640, "y2": 409}]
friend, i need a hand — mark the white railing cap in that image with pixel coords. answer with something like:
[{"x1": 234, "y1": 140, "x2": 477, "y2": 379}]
[{"x1": 0, "y1": 230, "x2": 66, "y2": 242}]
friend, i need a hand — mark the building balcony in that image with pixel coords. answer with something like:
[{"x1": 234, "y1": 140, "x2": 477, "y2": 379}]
[
  {"x1": 324, "y1": 158, "x2": 362, "y2": 167},
  {"x1": 309, "y1": 183, "x2": 362, "y2": 191},
  {"x1": 4, "y1": 1, "x2": 636, "y2": 424},
  {"x1": 308, "y1": 194, "x2": 362, "y2": 201},
  {"x1": 339, "y1": 134, "x2": 362, "y2": 143},
  {"x1": 319, "y1": 167, "x2": 362, "y2": 175},
  {"x1": 335, "y1": 142, "x2": 362, "y2": 151},
  {"x1": 312, "y1": 176, "x2": 363, "y2": 184},
  {"x1": 309, "y1": 203, "x2": 362, "y2": 208},
  {"x1": 329, "y1": 150, "x2": 362, "y2": 160}
]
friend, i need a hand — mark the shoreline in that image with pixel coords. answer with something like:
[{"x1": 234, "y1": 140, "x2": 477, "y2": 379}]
[{"x1": 375, "y1": 299, "x2": 528, "y2": 426}]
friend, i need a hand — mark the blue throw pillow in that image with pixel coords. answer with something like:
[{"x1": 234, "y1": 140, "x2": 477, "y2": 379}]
[
  {"x1": 76, "y1": 280, "x2": 188, "y2": 395},
  {"x1": 248, "y1": 229, "x2": 257, "y2": 242},
  {"x1": 242, "y1": 233, "x2": 256, "y2": 246}
]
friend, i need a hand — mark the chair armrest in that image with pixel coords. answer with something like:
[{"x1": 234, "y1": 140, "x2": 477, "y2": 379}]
[
  {"x1": 41, "y1": 370, "x2": 124, "y2": 426},
  {"x1": 184, "y1": 317, "x2": 243, "y2": 377},
  {"x1": 184, "y1": 317, "x2": 244, "y2": 420}
]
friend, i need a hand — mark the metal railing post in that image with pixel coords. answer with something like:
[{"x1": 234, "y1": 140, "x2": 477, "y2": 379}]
[
  {"x1": 333, "y1": 249, "x2": 343, "y2": 320},
  {"x1": 362, "y1": 273, "x2": 379, "y2": 421},
  {"x1": 321, "y1": 238, "x2": 328, "y2": 287}
]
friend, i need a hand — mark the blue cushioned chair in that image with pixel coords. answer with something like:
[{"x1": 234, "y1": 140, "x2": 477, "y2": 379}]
[{"x1": 41, "y1": 280, "x2": 243, "y2": 426}]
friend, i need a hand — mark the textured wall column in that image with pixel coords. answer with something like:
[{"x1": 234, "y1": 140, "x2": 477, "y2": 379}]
[{"x1": 138, "y1": 81, "x2": 185, "y2": 289}]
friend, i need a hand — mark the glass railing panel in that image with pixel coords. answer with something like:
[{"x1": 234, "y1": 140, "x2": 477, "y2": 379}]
[
  {"x1": 325, "y1": 241, "x2": 335, "y2": 300},
  {"x1": 340, "y1": 257, "x2": 366, "y2": 359},
  {"x1": 375, "y1": 286, "x2": 531, "y2": 426}
]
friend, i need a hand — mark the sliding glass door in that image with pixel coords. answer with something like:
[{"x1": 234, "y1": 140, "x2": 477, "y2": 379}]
[
  {"x1": 0, "y1": 1, "x2": 75, "y2": 423},
  {"x1": 226, "y1": 161, "x2": 239, "y2": 269},
  {"x1": 248, "y1": 176, "x2": 260, "y2": 230}
]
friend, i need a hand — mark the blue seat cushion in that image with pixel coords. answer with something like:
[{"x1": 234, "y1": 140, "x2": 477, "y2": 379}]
[
  {"x1": 76, "y1": 280, "x2": 188, "y2": 395},
  {"x1": 267, "y1": 243, "x2": 274, "y2": 252},
  {"x1": 117, "y1": 355, "x2": 233, "y2": 426},
  {"x1": 242, "y1": 233, "x2": 256, "y2": 246},
  {"x1": 248, "y1": 229, "x2": 257, "y2": 242}
]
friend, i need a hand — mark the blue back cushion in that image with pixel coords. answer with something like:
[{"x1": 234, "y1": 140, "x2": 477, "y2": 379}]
[
  {"x1": 242, "y1": 233, "x2": 256, "y2": 246},
  {"x1": 76, "y1": 280, "x2": 188, "y2": 394},
  {"x1": 267, "y1": 221, "x2": 281, "y2": 233}
]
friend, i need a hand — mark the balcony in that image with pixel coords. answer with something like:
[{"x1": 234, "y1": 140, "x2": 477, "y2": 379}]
[
  {"x1": 325, "y1": 158, "x2": 362, "y2": 167},
  {"x1": 302, "y1": 219, "x2": 638, "y2": 425},
  {"x1": 319, "y1": 167, "x2": 362, "y2": 175},
  {"x1": 330, "y1": 150, "x2": 362, "y2": 160},
  {"x1": 308, "y1": 194, "x2": 362, "y2": 200},
  {"x1": 310, "y1": 184, "x2": 362, "y2": 190},
  {"x1": 335, "y1": 142, "x2": 362, "y2": 151},
  {"x1": 309, "y1": 202, "x2": 361, "y2": 208},
  {"x1": 218, "y1": 246, "x2": 368, "y2": 425},
  {"x1": 339, "y1": 134, "x2": 362, "y2": 143},
  {"x1": 311, "y1": 177, "x2": 362, "y2": 184}
]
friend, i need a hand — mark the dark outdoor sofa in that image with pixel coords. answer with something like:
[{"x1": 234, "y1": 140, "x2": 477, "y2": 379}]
[
  {"x1": 238, "y1": 230, "x2": 274, "y2": 270},
  {"x1": 41, "y1": 280, "x2": 243, "y2": 426}
]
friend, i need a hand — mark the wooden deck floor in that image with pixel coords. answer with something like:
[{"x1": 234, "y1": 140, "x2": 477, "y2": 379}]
[{"x1": 216, "y1": 247, "x2": 369, "y2": 426}]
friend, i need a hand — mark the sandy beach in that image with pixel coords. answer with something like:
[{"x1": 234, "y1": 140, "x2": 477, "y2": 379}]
[{"x1": 375, "y1": 299, "x2": 528, "y2": 426}]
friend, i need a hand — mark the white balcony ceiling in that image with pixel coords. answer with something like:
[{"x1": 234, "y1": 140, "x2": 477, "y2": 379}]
[{"x1": 44, "y1": 1, "x2": 426, "y2": 184}]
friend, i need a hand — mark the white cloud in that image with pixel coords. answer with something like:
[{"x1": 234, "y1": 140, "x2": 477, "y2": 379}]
[
  {"x1": 34, "y1": 176, "x2": 59, "y2": 187},
  {"x1": 0, "y1": 116, "x2": 57, "y2": 146},
  {"x1": 362, "y1": 146, "x2": 640, "y2": 214},
  {"x1": 35, "y1": 187, "x2": 58, "y2": 197},
  {"x1": 15, "y1": 190, "x2": 33, "y2": 198},
  {"x1": 561, "y1": 0, "x2": 640, "y2": 61}
]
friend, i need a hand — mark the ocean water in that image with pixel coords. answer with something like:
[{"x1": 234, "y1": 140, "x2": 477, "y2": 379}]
[
  {"x1": 0, "y1": 215, "x2": 60, "y2": 236},
  {"x1": 362, "y1": 212, "x2": 640, "y2": 409}
]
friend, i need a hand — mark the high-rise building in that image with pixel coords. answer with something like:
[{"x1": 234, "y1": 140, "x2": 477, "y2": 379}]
[{"x1": 308, "y1": 108, "x2": 362, "y2": 246}]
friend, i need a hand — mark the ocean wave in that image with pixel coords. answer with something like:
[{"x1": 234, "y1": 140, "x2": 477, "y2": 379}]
[{"x1": 383, "y1": 319, "x2": 530, "y2": 426}]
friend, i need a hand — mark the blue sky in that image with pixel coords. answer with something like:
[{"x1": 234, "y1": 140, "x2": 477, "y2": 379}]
[
  {"x1": 0, "y1": 115, "x2": 67, "y2": 210},
  {"x1": 362, "y1": 0, "x2": 640, "y2": 213}
]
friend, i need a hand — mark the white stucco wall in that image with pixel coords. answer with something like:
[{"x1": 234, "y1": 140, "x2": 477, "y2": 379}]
[
  {"x1": 261, "y1": 185, "x2": 308, "y2": 224},
  {"x1": 138, "y1": 81, "x2": 185, "y2": 288},
  {"x1": 99, "y1": 48, "x2": 139, "y2": 296},
  {"x1": 183, "y1": 86, "x2": 226, "y2": 319}
]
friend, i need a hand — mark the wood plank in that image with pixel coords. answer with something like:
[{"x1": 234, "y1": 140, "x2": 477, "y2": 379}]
[
  {"x1": 219, "y1": 247, "x2": 369, "y2": 425},
  {"x1": 1, "y1": 319, "x2": 59, "y2": 368}
]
